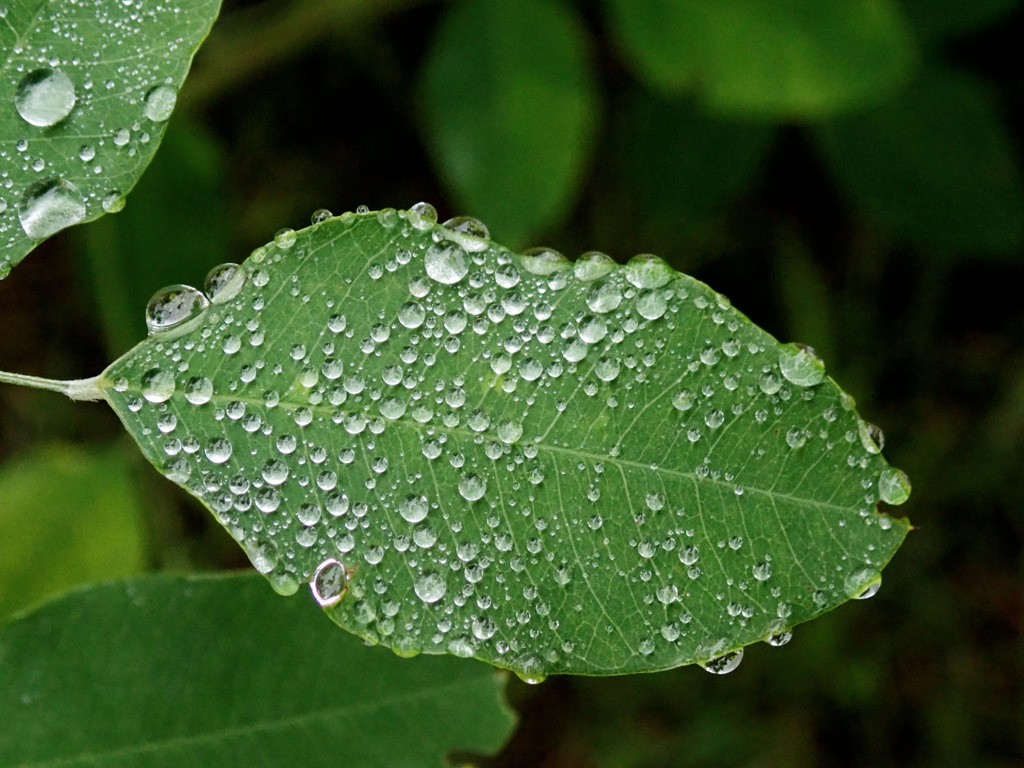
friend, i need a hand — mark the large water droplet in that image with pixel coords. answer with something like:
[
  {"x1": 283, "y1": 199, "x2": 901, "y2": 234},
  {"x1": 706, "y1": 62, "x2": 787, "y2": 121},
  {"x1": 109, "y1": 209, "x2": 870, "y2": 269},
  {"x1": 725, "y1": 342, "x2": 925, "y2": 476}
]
[
  {"x1": 143, "y1": 84, "x2": 177, "y2": 122},
  {"x1": 184, "y1": 376, "x2": 213, "y2": 405},
  {"x1": 458, "y1": 473, "x2": 487, "y2": 501},
  {"x1": 15, "y1": 68, "x2": 76, "y2": 127},
  {"x1": 574, "y1": 251, "x2": 616, "y2": 281},
  {"x1": 398, "y1": 494, "x2": 430, "y2": 523},
  {"x1": 520, "y1": 247, "x2": 568, "y2": 276},
  {"x1": 442, "y1": 215, "x2": 489, "y2": 240},
  {"x1": 145, "y1": 284, "x2": 210, "y2": 334},
  {"x1": 141, "y1": 368, "x2": 175, "y2": 403},
  {"x1": 586, "y1": 281, "x2": 623, "y2": 314},
  {"x1": 414, "y1": 572, "x2": 447, "y2": 604},
  {"x1": 18, "y1": 178, "x2": 86, "y2": 239},
  {"x1": 424, "y1": 242, "x2": 469, "y2": 284},
  {"x1": 878, "y1": 467, "x2": 911, "y2": 505},
  {"x1": 311, "y1": 558, "x2": 347, "y2": 607},
  {"x1": 624, "y1": 254, "x2": 672, "y2": 289}
]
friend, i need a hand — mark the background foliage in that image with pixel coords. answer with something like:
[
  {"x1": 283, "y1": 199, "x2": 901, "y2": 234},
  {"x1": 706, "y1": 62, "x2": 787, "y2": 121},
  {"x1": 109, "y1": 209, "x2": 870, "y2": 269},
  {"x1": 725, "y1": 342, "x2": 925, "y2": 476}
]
[{"x1": 1, "y1": 0, "x2": 1021, "y2": 765}]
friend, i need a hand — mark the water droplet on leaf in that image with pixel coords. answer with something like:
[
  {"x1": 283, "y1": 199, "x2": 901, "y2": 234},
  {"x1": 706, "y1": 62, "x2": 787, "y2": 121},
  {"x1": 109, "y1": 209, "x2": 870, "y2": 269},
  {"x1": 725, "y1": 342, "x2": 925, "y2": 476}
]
[
  {"x1": 701, "y1": 648, "x2": 743, "y2": 675},
  {"x1": 878, "y1": 467, "x2": 911, "y2": 505},
  {"x1": 204, "y1": 263, "x2": 245, "y2": 303},
  {"x1": 414, "y1": 572, "x2": 447, "y2": 604},
  {"x1": 18, "y1": 178, "x2": 86, "y2": 239},
  {"x1": 143, "y1": 84, "x2": 177, "y2": 122},
  {"x1": 145, "y1": 284, "x2": 209, "y2": 334},
  {"x1": 778, "y1": 344, "x2": 825, "y2": 387},
  {"x1": 311, "y1": 558, "x2": 347, "y2": 606},
  {"x1": 15, "y1": 68, "x2": 76, "y2": 127},
  {"x1": 424, "y1": 242, "x2": 469, "y2": 284}
]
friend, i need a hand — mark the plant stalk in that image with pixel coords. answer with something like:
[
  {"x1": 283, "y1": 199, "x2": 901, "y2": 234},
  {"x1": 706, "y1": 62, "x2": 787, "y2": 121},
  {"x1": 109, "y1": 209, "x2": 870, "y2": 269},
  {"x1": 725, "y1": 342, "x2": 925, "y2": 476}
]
[{"x1": 0, "y1": 371, "x2": 105, "y2": 402}]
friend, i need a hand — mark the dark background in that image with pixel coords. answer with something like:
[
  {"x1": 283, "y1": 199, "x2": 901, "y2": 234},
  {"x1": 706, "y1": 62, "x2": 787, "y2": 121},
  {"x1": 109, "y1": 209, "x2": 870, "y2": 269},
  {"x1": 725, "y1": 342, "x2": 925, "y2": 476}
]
[{"x1": 1, "y1": 1, "x2": 1021, "y2": 765}]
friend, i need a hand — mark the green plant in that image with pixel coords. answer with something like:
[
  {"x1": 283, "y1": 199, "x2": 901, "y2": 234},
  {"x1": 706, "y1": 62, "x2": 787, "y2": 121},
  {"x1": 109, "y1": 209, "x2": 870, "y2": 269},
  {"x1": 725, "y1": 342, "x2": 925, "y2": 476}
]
[{"x1": 7, "y1": 0, "x2": 1020, "y2": 765}]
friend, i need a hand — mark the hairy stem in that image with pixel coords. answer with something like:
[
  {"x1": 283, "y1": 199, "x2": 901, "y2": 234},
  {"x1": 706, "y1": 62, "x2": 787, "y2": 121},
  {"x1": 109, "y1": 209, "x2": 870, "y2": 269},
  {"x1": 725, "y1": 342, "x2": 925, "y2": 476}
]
[{"x1": 0, "y1": 371, "x2": 105, "y2": 402}]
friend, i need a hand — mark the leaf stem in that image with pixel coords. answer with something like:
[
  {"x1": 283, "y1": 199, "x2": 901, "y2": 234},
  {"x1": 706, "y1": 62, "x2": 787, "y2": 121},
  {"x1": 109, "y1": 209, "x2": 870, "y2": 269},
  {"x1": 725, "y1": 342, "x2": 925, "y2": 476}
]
[{"x1": 0, "y1": 371, "x2": 106, "y2": 402}]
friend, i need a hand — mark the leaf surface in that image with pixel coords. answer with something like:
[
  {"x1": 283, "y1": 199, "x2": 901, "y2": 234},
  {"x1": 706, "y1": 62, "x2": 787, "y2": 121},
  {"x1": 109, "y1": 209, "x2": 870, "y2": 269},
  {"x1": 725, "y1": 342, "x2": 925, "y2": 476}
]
[
  {"x1": 814, "y1": 66, "x2": 1024, "y2": 254},
  {"x1": 0, "y1": 573, "x2": 515, "y2": 767},
  {"x1": 97, "y1": 208, "x2": 911, "y2": 678},
  {"x1": 0, "y1": 0, "x2": 221, "y2": 279},
  {"x1": 601, "y1": 0, "x2": 916, "y2": 119}
]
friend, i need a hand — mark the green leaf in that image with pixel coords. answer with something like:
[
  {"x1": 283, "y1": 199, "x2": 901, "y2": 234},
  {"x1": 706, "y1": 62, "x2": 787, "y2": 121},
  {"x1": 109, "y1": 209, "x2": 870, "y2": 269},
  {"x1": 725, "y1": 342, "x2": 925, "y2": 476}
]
[
  {"x1": 0, "y1": 0, "x2": 221, "y2": 279},
  {"x1": 0, "y1": 443, "x2": 145, "y2": 621},
  {"x1": 614, "y1": 88, "x2": 775, "y2": 220},
  {"x1": 0, "y1": 573, "x2": 516, "y2": 767},
  {"x1": 814, "y1": 67, "x2": 1024, "y2": 254},
  {"x1": 95, "y1": 208, "x2": 910, "y2": 678},
  {"x1": 601, "y1": 0, "x2": 917, "y2": 119},
  {"x1": 900, "y1": 0, "x2": 1020, "y2": 43},
  {"x1": 417, "y1": 0, "x2": 597, "y2": 247}
]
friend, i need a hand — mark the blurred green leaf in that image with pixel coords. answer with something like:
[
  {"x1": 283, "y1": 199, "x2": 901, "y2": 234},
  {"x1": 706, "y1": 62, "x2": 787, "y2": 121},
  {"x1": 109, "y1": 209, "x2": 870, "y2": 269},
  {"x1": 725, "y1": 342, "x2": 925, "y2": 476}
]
[
  {"x1": 900, "y1": 0, "x2": 1020, "y2": 43},
  {"x1": 0, "y1": 443, "x2": 145, "y2": 621},
  {"x1": 814, "y1": 67, "x2": 1024, "y2": 254},
  {"x1": 0, "y1": 573, "x2": 516, "y2": 767},
  {"x1": 601, "y1": 0, "x2": 916, "y2": 119},
  {"x1": 78, "y1": 119, "x2": 230, "y2": 356},
  {"x1": 0, "y1": 0, "x2": 221, "y2": 280},
  {"x1": 96, "y1": 209, "x2": 910, "y2": 679},
  {"x1": 615, "y1": 89, "x2": 775, "y2": 219},
  {"x1": 417, "y1": 0, "x2": 597, "y2": 246}
]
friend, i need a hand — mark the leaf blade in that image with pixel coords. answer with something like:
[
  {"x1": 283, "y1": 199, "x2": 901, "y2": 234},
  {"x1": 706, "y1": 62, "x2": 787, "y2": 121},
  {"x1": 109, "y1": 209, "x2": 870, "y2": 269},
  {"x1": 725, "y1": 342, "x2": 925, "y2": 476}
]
[
  {"x1": 99, "y1": 209, "x2": 911, "y2": 677},
  {"x1": 0, "y1": 573, "x2": 516, "y2": 767}
]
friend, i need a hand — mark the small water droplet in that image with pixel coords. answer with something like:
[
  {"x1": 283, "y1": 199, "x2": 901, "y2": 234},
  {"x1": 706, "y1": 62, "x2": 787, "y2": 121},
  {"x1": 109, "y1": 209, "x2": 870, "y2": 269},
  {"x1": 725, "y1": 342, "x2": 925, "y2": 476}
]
[
  {"x1": 204, "y1": 263, "x2": 245, "y2": 303},
  {"x1": 878, "y1": 467, "x2": 911, "y2": 505},
  {"x1": 101, "y1": 191, "x2": 125, "y2": 213},
  {"x1": 845, "y1": 568, "x2": 882, "y2": 600},
  {"x1": 18, "y1": 178, "x2": 86, "y2": 239},
  {"x1": 143, "y1": 84, "x2": 177, "y2": 122},
  {"x1": 145, "y1": 284, "x2": 209, "y2": 334},
  {"x1": 311, "y1": 208, "x2": 333, "y2": 224},
  {"x1": 274, "y1": 228, "x2": 297, "y2": 249},
  {"x1": 859, "y1": 420, "x2": 885, "y2": 454},
  {"x1": 442, "y1": 215, "x2": 490, "y2": 240},
  {"x1": 701, "y1": 648, "x2": 743, "y2": 675},
  {"x1": 752, "y1": 561, "x2": 772, "y2": 581},
  {"x1": 409, "y1": 200, "x2": 438, "y2": 224},
  {"x1": 15, "y1": 68, "x2": 76, "y2": 127},
  {"x1": 778, "y1": 344, "x2": 825, "y2": 387}
]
